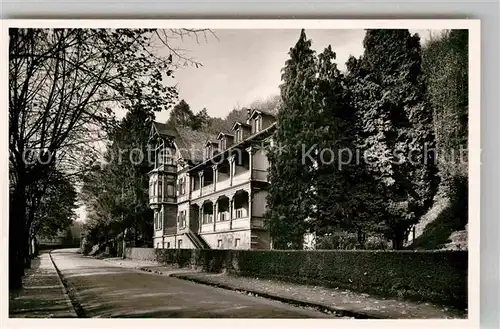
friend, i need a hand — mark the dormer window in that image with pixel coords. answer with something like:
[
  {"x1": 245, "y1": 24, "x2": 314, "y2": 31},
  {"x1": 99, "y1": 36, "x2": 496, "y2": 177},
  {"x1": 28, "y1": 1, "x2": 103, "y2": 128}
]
[
  {"x1": 220, "y1": 138, "x2": 226, "y2": 151},
  {"x1": 236, "y1": 128, "x2": 243, "y2": 143},
  {"x1": 205, "y1": 145, "x2": 212, "y2": 159},
  {"x1": 254, "y1": 115, "x2": 263, "y2": 133}
]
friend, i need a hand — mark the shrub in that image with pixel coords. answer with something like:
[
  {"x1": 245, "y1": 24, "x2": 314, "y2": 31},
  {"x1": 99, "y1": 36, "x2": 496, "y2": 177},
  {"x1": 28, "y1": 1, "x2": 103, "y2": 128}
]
[{"x1": 124, "y1": 247, "x2": 467, "y2": 309}]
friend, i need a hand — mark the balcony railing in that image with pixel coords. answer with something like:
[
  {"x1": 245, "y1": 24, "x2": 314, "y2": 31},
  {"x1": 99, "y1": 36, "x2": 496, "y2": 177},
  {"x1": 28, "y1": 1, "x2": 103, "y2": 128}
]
[
  {"x1": 202, "y1": 184, "x2": 214, "y2": 195},
  {"x1": 201, "y1": 214, "x2": 213, "y2": 224}
]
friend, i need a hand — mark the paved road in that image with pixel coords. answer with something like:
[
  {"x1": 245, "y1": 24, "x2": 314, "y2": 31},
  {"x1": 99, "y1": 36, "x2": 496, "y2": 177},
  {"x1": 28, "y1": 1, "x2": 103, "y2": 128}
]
[{"x1": 51, "y1": 249, "x2": 333, "y2": 318}]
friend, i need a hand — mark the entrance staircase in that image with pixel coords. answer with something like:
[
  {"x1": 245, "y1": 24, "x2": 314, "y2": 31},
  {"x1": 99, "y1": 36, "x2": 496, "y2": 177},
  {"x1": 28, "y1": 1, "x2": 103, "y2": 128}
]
[{"x1": 185, "y1": 230, "x2": 211, "y2": 249}]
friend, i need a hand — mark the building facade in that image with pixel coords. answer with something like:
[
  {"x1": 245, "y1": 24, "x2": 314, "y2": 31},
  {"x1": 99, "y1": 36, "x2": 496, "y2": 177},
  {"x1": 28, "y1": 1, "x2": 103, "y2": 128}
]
[{"x1": 148, "y1": 109, "x2": 276, "y2": 250}]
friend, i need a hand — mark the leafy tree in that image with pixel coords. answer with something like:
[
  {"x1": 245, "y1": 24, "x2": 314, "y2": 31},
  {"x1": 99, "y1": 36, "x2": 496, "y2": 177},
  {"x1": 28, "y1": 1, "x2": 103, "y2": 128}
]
[
  {"x1": 419, "y1": 29, "x2": 469, "y2": 242},
  {"x1": 248, "y1": 94, "x2": 281, "y2": 115},
  {"x1": 422, "y1": 29, "x2": 468, "y2": 191},
  {"x1": 225, "y1": 107, "x2": 249, "y2": 125},
  {"x1": 81, "y1": 104, "x2": 155, "y2": 250},
  {"x1": 348, "y1": 30, "x2": 439, "y2": 249},
  {"x1": 32, "y1": 170, "x2": 77, "y2": 241},
  {"x1": 266, "y1": 30, "x2": 318, "y2": 249},
  {"x1": 192, "y1": 107, "x2": 211, "y2": 131}
]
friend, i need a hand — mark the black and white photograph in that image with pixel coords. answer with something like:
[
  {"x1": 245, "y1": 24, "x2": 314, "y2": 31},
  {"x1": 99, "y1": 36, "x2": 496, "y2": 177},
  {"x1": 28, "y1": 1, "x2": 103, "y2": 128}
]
[{"x1": 4, "y1": 19, "x2": 480, "y2": 326}]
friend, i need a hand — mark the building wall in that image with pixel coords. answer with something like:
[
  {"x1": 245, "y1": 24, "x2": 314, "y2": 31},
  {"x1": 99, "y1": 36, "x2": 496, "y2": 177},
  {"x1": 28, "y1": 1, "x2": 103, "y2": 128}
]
[
  {"x1": 163, "y1": 234, "x2": 196, "y2": 249},
  {"x1": 200, "y1": 230, "x2": 251, "y2": 250},
  {"x1": 176, "y1": 201, "x2": 190, "y2": 234},
  {"x1": 151, "y1": 122, "x2": 275, "y2": 250},
  {"x1": 251, "y1": 189, "x2": 268, "y2": 217},
  {"x1": 153, "y1": 236, "x2": 163, "y2": 248},
  {"x1": 252, "y1": 149, "x2": 269, "y2": 170},
  {"x1": 262, "y1": 115, "x2": 274, "y2": 130},
  {"x1": 251, "y1": 229, "x2": 271, "y2": 250},
  {"x1": 155, "y1": 234, "x2": 197, "y2": 249},
  {"x1": 163, "y1": 204, "x2": 177, "y2": 235},
  {"x1": 154, "y1": 210, "x2": 163, "y2": 238}
]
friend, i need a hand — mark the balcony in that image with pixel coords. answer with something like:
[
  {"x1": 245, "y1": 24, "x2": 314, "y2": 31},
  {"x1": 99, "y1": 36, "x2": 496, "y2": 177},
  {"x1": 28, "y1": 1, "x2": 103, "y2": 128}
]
[
  {"x1": 231, "y1": 169, "x2": 251, "y2": 186},
  {"x1": 202, "y1": 184, "x2": 214, "y2": 195}
]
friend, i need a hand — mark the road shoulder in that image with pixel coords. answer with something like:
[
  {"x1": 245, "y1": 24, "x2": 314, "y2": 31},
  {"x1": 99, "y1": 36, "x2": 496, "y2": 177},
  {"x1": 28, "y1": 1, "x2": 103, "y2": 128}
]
[
  {"x1": 104, "y1": 257, "x2": 466, "y2": 319},
  {"x1": 9, "y1": 251, "x2": 77, "y2": 318}
]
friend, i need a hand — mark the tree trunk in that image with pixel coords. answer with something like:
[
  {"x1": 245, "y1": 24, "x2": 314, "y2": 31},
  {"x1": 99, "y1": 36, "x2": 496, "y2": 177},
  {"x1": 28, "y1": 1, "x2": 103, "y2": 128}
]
[
  {"x1": 24, "y1": 229, "x2": 32, "y2": 269},
  {"x1": 391, "y1": 229, "x2": 406, "y2": 250},
  {"x1": 9, "y1": 184, "x2": 27, "y2": 289}
]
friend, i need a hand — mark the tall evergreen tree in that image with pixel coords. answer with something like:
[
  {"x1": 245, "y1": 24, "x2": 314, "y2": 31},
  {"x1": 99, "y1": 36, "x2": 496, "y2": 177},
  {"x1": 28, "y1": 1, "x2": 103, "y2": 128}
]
[
  {"x1": 348, "y1": 30, "x2": 439, "y2": 249},
  {"x1": 166, "y1": 99, "x2": 196, "y2": 128},
  {"x1": 81, "y1": 104, "x2": 155, "y2": 249},
  {"x1": 192, "y1": 108, "x2": 211, "y2": 131},
  {"x1": 307, "y1": 46, "x2": 352, "y2": 235},
  {"x1": 266, "y1": 30, "x2": 317, "y2": 249}
]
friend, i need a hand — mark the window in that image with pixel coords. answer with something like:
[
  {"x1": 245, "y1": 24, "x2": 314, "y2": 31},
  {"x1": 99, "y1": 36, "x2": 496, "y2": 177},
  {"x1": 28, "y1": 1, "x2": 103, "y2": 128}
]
[
  {"x1": 178, "y1": 239, "x2": 182, "y2": 249},
  {"x1": 234, "y1": 238, "x2": 240, "y2": 248},
  {"x1": 158, "y1": 209, "x2": 163, "y2": 230},
  {"x1": 205, "y1": 145, "x2": 213, "y2": 159},
  {"x1": 255, "y1": 116, "x2": 262, "y2": 132},
  {"x1": 178, "y1": 210, "x2": 186, "y2": 228},
  {"x1": 220, "y1": 212, "x2": 226, "y2": 221},
  {"x1": 236, "y1": 208, "x2": 244, "y2": 219},
  {"x1": 177, "y1": 177, "x2": 185, "y2": 195},
  {"x1": 217, "y1": 239, "x2": 223, "y2": 248},
  {"x1": 220, "y1": 138, "x2": 226, "y2": 150},
  {"x1": 236, "y1": 129, "x2": 243, "y2": 142},
  {"x1": 167, "y1": 183, "x2": 175, "y2": 197},
  {"x1": 156, "y1": 150, "x2": 162, "y2": 166},
  {"x1": 165, "y1": 153, "x2": 174, "y2": 165},
  {"x1": 158, "y1": 181, "x2": 163, "y2": 199}
]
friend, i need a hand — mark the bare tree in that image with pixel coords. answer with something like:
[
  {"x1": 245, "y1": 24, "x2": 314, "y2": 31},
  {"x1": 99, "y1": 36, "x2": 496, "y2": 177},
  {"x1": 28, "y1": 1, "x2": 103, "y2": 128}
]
[{"x1": 9, "y1": 28, "x2": 214, "y2": 289}]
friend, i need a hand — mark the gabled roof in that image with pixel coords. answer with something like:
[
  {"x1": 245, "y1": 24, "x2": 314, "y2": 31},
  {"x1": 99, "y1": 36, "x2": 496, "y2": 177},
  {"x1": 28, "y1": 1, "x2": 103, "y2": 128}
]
[
  {"x1": 152, "y1": 122, "x2": 176, "y2": 138},
  {"x1": 231, "y1": 121, "x2": 251, "y2": 131},
  {"x1": 150, "y1": 121, "x2": 216, "y2": 164},
  {"x1": 217, "y1": 132, "x2": 235, "y2": 139},
  {"x1": 248, "y1": 108, "x2": 276, "y2": 120},
  {"x1": 204, "y1": 139, "x2": 219, "y2": 147}
]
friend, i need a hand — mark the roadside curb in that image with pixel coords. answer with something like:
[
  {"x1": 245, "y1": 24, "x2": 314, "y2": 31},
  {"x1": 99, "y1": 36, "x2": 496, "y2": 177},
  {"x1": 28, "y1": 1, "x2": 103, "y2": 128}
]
[
  {"x1": 169, "y1": 273, "x2": 379, "y2": 319},
  {"x1": 104, "y1": 260, "x2": 380, "y2": 318},
  {"x1": 49, "y1": 251, "x2": 85, "y2": 318}
]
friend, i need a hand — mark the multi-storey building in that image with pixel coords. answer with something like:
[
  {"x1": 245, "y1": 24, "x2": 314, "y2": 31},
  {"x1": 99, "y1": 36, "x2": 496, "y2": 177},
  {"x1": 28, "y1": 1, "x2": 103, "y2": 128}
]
[{"x1": 148, "y1": 109, "x2": 276, "y2": 250}]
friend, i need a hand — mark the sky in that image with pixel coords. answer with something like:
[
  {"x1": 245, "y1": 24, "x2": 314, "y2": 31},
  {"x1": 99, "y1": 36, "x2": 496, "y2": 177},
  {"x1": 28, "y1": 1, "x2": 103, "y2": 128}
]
[
  {"x1": 79, "y1": 28, "x2": 441, "y2": 223},
  {"x1": 151, "y1": 28, "x2": 440, "y2": 123}
]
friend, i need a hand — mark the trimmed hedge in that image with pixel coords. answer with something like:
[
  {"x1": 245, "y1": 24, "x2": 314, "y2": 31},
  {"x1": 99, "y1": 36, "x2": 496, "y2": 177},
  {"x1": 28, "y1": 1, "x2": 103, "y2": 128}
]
[{"x1": 125, "y1": 248, "x2": 467, "y2": 309}]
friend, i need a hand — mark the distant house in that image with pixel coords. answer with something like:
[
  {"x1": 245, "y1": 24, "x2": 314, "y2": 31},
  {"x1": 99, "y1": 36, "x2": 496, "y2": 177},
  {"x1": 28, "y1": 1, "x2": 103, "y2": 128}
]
[{"x1": 148, "y1": 109, "x2": 276, "y2": 250}]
